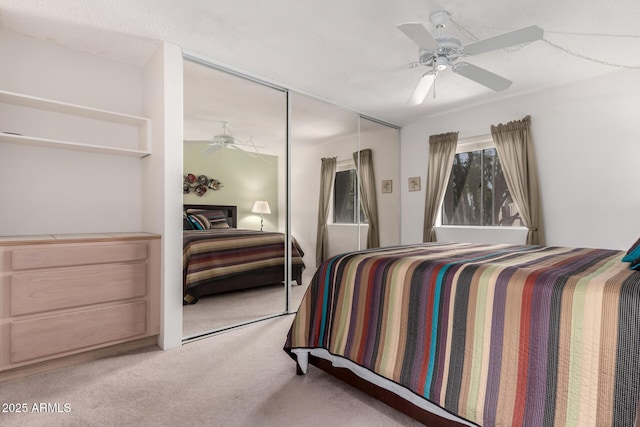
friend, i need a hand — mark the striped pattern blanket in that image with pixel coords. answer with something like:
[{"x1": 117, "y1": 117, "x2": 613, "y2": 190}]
[
  {"x1": 183, "y1": 229, "x2": 304, "y2": 293},
  {"x1": 284, "y1": 243, "x2": 640, "y2": 427}
]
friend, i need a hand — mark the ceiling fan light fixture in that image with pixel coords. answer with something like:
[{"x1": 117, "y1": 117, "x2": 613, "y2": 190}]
[{"x1": 434, "y1": 56, "x2": 448, "y2": 71}]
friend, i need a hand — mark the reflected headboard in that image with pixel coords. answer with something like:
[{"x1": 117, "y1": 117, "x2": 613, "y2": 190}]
[{"x1": 184, "y1": 204, "x2": 237, "y2": 228}]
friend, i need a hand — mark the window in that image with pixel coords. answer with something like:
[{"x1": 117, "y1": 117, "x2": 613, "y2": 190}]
[
  {"x1": 334, "y1": 168, "x2": 367, "y2": 224},
  {"x1": 441, "y1": 141, "x2": 521, "y2": 227}
]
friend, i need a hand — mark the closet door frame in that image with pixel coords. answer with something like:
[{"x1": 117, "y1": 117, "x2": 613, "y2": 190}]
[{"x1": 181, "y1": 51, "x2": 292, "y2": 342}]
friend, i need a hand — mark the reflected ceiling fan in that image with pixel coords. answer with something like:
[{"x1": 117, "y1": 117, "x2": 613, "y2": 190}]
[
  {"x1": 184, "y1": 121, "x2": 237, "y2": 154},
  {"x1": 397, "y1": 11, "x2": 543, "y2": 105},
  {"x1": 184, "y1": 121, "x2": 274, "y2": 157}
]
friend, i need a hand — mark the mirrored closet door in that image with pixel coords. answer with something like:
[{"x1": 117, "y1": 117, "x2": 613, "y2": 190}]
[
  {"x1": 182, "y1": 57, "x2": 288, "y2": 338},
  {"x1": 290, "y1": 92, "x2": 359, "y2": 285},
  {"x1": 357, "y1": 117, "x2": 401, "y2": 249},
  {"x1": 182, "y1": 57, "x2": 402, "y2": 340},
  {"x1": 290, "y1": 93, "x2": 401, "y2": 301}
]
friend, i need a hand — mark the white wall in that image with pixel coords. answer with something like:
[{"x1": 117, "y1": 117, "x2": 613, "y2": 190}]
[
  {"x1": 362, "y1": 125, "x2": 401, "y2": 249},
  {"x1": 0, "y1": 29, "x2": 147, "y2": 236},
  {"x1": 292, "y1": 133, "x2": 357, "y2": 267},
  {"x1": 0, "y1": 30, "x2": 144, "y2": 115},
  {"x1": 401, "y1": 69, "x2": 640, "y2": 250},
  {"x1": 291, "y1": 137, "x2": 322, "y2": 267}
]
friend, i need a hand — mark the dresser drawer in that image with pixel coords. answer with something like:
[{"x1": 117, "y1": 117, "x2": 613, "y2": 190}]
[
  {"x1": 10, "y1": 301, "x2": 147, "y2": 363},
  {"x1": 10, "y1": 242, "x2": 148, "y2": 270},
  {"x1": 10, "y1": 262, "x2": 147, "y2": 316}
]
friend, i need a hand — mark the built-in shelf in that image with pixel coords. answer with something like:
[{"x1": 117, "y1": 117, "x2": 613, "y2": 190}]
[
  {"x1": 0, "y1": 89, "x2": 151, "y2": 157},
  {"x1": 0, "y1": 132, "x2": 150, "y2": 157}
]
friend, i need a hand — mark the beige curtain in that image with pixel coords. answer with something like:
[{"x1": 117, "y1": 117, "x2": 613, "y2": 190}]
[
  {"x1": 491, "y1": 115, "x2": 545, "y2": 245},
  {"x1": 423, "y1": 132, "x2": 458, "y2": 242},
  {"x1": 315, "y1": 157, "x2": 337, "y2": 267},
  {"x1": 353, "y1": 149, "x2": 380, "y2": 249}
]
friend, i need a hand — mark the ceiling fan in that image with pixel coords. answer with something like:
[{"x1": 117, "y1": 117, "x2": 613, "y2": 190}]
[
  {"x1": 397, "y1": 11, "x2": 543, "y2": 105},
  {"x1": 184, "y1": 121, "x2": 274, "y2": 157},
  {"x1": 184, "y1": 121, "x2": 237, "y2": 154}
]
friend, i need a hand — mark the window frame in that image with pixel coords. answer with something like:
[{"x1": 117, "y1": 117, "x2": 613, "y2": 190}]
[
  {"x1": 437, "y1": 134, "x2": 524, "y2": 229},
  {"x1": 331, "y1": 159, "x2": 367, "y2": 225}
]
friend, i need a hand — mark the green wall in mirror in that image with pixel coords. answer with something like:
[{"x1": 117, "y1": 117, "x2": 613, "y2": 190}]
[{"x1": 183, "y1": 145, "x2": 279, "y2": 231}]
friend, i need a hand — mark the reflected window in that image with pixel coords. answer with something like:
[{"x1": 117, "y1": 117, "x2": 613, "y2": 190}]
[{"x1": 333, "y1": 166, "x2": 366, "y2": 224}]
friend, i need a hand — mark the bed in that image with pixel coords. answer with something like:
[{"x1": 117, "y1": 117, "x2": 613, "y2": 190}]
[
  {"x1": 183, "y1": 204, "x2": 305, "y2": 304},
  {"x1": 284, "y1": 241, "x2": 640, "y2": 426}
]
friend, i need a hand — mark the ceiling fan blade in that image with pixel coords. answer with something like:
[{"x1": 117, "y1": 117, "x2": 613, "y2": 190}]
[
  {"x1": 452, "y1": 62, "x2": 512, "y2": 91},
  {"x1": 202, "y1": 144, "x2": 222, "y2": 154},
  {"x1": 184, "y1": 140, "x2": 213, "y2": 144},
  {"x1": 463, "y1": 25, "x2": 543, "y2": 56},
  {"x1": 397, "y1": 23, "x2": 439, "y2": 50},
  {"x1": 226, "y1": 144, "x2": 259, "y2": 157},
  {"x1": 408, "y1": 72, "x2": 436, "y2": 105}
]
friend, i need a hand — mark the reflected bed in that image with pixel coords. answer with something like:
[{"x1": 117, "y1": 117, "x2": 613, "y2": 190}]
[{"x1": 183, "y1": 204, "x2": 305, "y2": 304}]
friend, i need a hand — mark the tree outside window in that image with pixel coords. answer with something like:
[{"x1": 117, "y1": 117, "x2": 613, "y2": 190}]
[
  {"x1": 442, "y1": 148, "x2": 521, "y2": 226},
  {"x1": 334, "y1": 169, "x2": 367, "y2": 224}
]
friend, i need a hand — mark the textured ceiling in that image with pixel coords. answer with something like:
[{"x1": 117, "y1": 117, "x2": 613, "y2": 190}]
[{"x1": 0, "y1": 0, "x2": 639, "y2": 126}]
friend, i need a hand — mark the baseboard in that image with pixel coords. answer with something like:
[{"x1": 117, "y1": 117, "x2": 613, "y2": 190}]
[{"x1": 0, "y1": 336, "x2": 159, "y2": 383}]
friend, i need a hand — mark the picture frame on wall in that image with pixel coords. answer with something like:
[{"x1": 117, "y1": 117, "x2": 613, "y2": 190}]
[
  {"x1": 408, "y1": 176, "x2": 421, "y2": 192},
  {"x1": 382, "y1": 180, "x2": 392, "y2": 193}
]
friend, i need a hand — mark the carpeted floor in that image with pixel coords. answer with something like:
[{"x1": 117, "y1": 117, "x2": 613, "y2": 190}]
[
  {"x1": 182, "y1": 273, "x2": 311, "y2": 338},
  {"x1": 0, "y1": 315, "x2": 422, "y2": 427}
]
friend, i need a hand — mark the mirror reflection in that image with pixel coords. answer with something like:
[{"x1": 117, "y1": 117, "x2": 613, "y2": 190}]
[
  {"x1": 290, "y1": 94, "x2": 401, "y2": 277},
  {"x1": 182, "y1": 58, "x2": 290, "y2": 338},
  {"x1": 181, "y1": 59, "x2": 402, "y2": 339},
  {"x1": 358, "y1": 117, "x2": 401, "y2": 249},
  {"x1": 290, "y1": 93, "x2": 359, "y2": 272}
]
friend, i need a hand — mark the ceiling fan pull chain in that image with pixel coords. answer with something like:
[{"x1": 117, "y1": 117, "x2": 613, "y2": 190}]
[{"x1": 449, "y1": 17, "x2": 479, "y2": 42}]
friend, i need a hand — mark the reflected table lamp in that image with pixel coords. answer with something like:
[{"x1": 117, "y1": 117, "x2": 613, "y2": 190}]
[{"x1": 251, "y1": 200, "x2": 271, "y2": 231}]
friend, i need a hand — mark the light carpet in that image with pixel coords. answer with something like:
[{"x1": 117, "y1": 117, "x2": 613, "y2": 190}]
[
  {"x1": 182, "y1": 281, "x2": 309, "y2": 338},
  {"x1": 0, "y1": 315, "x2": 422, "y2": 427},
  {"x1": 183, "y1": 268, "x2": 315, "y2": 337}
]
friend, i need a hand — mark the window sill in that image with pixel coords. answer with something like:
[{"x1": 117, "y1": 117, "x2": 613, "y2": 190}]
[
  {"x1": 437, "y1": 225, "x2": 528, "y2": 231},
  {"x1": 435, "y1": 225, "x2": 528, "y2": 245}
]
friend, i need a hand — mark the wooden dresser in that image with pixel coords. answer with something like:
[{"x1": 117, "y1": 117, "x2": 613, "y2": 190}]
[{"x1": 0, "y1": 233, "x2": 160, "y2": 379}]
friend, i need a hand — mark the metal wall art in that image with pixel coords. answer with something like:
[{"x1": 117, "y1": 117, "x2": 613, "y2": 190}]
[{"x1": 183, "y1": 173, "x2": 223, "y2": 196}]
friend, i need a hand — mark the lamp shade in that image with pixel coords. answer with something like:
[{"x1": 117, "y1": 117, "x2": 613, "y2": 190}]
[{"x1": 251, "y1": 200, "x2": 271, "y2": 215}]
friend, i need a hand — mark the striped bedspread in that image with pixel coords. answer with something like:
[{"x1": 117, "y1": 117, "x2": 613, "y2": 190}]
[
  {"x1": 284, "y1": 243, "x2": 640, "y2": 427},
  {"x1": 183, "y1": 229, "x2": 305, "y2": 292}
]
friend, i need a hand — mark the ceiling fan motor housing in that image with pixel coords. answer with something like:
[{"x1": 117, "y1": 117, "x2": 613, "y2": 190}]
[
  {"x1": 212, "y1": 134, "x2": 234, "y2": 145},
  {"x1": 419, "y1": 36, "x2": 462, "y2": 68}
]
